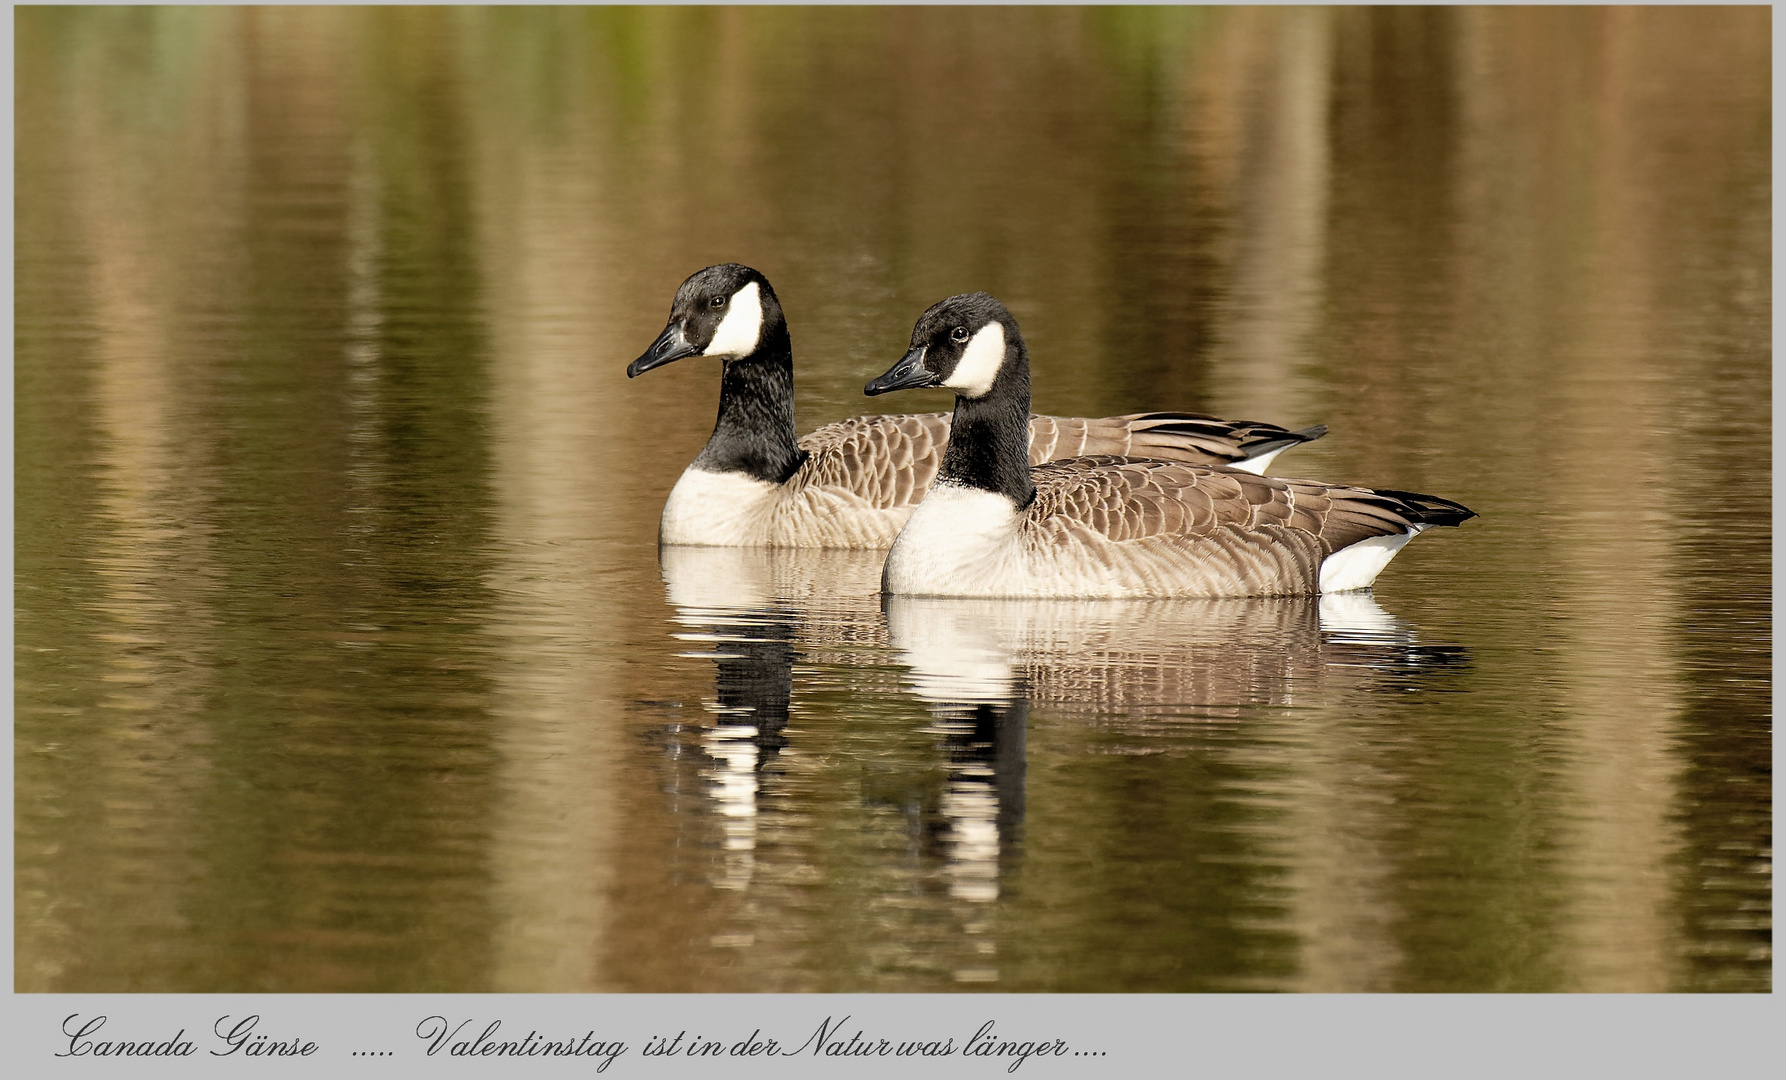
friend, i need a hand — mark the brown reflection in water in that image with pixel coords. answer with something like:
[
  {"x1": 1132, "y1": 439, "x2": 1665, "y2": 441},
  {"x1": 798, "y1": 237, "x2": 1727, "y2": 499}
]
[
  {"x1": 1563, "y1": 6, "x2": 1770, "y2": 989},
  {"x1": 1503, "y1": 7, "x2": 1690, "y2": 992},
  {"x1": 1296, "y1": 6, "x2": 1771, "y2": 991},
  {"x1": 1189, "y1": 7, "x2": 1335, "y2": 426},
  {"x1": 461, "y1": 17, "x2": 652, "y2": 989},
  {"x1": 205, "y1": 9, "x2": 506, "y2": 993},
  {"x1": 15, "y1": 8, "x2": 236, "y2": 991},
  {"x1": 19, "y1": 7, "x2": 511, "y2": 991}
]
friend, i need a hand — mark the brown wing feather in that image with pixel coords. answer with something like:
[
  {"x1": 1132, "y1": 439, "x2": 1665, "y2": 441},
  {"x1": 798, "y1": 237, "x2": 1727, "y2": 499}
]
[
  {"x1": 789, "y1": 410, "x2": 1330, "y2": 526},
  {"x1": 795, "y1": 413, "x2": 952, "y2": 510},
  {"x1": 1027, "y1": 458, "x2": 1438, "y2": 545},
  {"x1": 1016, "y1": 458, "x2": 1450, "y2": 595},
  {"x1": 1025, "y1": 413, "x2": 1324, "y2": 467}
]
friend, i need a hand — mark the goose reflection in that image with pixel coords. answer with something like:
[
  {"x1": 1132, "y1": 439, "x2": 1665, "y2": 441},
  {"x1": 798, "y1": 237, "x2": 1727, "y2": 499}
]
[
  {"x1": 661, "y1": 546, "x2": 792, "y2": 891},
  {"x1": 883, "y1": 590, "x2": 1467, "y2": 986},
  {"x1": 662, "y1": 546, "x2": 1031, "y2": 920},
  {"x1": 658, "y1": 545, "x2": 1467, "y2": 916},
  {"x1": 885, "y1": 590, "x2": 1468, "y2": 737},
  {"x1": 658, "y1": 546, "x2": 884, "y2": 891},
  {"x1": 876, "y1": 595, "x2": 1030, "y2": 905}
]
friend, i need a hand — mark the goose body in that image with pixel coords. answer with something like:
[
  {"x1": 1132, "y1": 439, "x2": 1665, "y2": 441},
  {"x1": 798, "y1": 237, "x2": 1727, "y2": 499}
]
[
  {"x1": 866, "y1": 293, "x2": 1475, "y2": 598},
  {"x1": 630, "y1": 265, "x2": 1326, "y2": 548}
]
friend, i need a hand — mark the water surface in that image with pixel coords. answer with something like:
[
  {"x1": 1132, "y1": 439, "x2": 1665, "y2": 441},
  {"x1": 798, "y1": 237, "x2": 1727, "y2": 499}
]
[{"x1": 15, "y1": 6, "x2": 1770, "y2": 992}]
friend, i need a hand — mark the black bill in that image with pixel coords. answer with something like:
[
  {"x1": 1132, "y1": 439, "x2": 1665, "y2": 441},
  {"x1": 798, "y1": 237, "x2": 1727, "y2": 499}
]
[
  {"x1": 864, "y1": 346, "x2": 936, "y2": 396},
  {"x1": 628, "y1": 322, "x2": 700, "y2": 378}
]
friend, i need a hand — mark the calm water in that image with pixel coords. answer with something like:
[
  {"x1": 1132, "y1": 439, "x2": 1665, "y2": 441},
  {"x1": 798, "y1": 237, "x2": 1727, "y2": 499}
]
[{"x1": 15, "y1": 6, "x2": 1769, "y2": 993}]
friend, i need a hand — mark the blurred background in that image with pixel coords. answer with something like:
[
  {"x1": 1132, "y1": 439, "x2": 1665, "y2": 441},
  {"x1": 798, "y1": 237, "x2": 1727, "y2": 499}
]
[{"x1": 15, "y1": 6, "x2": 1769, "y2": 992}]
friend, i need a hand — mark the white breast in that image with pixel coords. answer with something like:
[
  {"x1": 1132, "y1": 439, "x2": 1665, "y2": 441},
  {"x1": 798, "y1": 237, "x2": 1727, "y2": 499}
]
[
  {"x1": 659, "y1": 467, "x2": 781, "y2": 545},
  {"x1": 659, "y1": 463, "x2": 919, "y2": 548},
  {"x1": 881, "y1": 483, "x2": 1025, "y2": 595}
]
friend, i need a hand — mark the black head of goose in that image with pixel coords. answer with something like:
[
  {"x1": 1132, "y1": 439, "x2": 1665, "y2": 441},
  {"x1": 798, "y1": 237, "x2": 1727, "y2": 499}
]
[
  {"x1": 630, "y1": 263, "x2": 804, "y2": 485},
  {"x1": 866, "y1": 293, "x2": 1477, "y2": 598},
  {"x1": 629, "y1": 266, "x2": 1329, "y2": 548}
]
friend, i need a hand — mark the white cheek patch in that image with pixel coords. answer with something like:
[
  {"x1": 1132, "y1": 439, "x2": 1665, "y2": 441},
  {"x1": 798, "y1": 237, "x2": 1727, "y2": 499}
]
[
  {"x1": 702, "y1": 280, "x2": 763, "y2": 358},
  {"x1": 942, "y1": 321, "x2": 1005, "y2": 398}
]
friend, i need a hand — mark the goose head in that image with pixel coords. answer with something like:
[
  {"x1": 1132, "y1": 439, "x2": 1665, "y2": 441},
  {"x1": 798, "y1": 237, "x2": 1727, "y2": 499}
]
[
  {"x1": 628, "y1": 263, "x2": 785, "y2": 377},
  {"x1": 865, "y1": 292, "x2": 1026, "y2": 400}
]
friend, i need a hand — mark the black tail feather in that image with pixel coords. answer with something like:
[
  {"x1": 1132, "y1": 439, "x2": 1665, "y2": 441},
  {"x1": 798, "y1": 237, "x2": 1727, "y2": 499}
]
[
  {"x1": 1369, "y1": 488, "x2": 1477, "y2": 528},
  {"x1": 1130, "y1": 412, "x2": 1328, "y2": 457}
]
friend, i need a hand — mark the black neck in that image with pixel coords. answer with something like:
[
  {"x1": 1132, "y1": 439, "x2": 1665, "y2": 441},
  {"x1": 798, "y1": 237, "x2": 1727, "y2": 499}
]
[
  {"x1": 936, "y1": 359, "x2": 1036, "y2": 507},
  {"x1": 692, "y1": 323, "x2": 807, "y2": 483}
]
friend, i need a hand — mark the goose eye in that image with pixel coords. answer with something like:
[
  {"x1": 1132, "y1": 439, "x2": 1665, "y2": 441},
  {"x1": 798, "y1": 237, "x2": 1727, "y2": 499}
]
[
  {"x1": 950, "y1": 326, "x2": 969, "y2": 344},
  {"x1": 710, "y1": 295, "x2": 727, "y2": 309}
]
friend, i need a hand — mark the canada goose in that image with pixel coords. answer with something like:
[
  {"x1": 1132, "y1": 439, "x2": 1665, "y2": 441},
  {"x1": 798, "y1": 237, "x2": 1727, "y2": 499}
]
[
  {"x1": 628, "y1": 264, "x2": 1326, "y2": 548},
  {"x1": 866, "y1": 293, "x2": 1476, "y2": 598}
]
